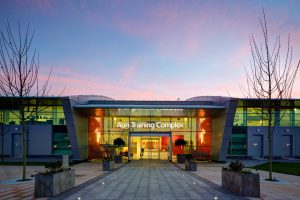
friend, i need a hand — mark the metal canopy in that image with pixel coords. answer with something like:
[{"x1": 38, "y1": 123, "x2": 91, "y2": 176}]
[{"x1": 74, "y1": 104, "x2": 226, "y2": 109}]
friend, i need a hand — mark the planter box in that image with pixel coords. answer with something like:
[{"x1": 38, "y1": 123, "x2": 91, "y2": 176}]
[
  {"x1": 34, "y1": 169, "x2": 75, "y2": 198},
  {"x1": 103, "y1": 161, "x2": 115, "y2": 171},
  {"x1": 114, "y1": 155, "x2": 122, "y2": 163},
  {"x1": 185, "y1": 160, "x2": 197, "y2": 171},
  {"x1": 177, "y1": 154, "x2": 185, "y2": 163},
  {"x1": 222, "y1": 169, "x2": 260, "y2": 197}
]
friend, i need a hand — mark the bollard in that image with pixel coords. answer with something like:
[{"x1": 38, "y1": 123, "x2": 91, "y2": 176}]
[{"x1": 62, "y1": 155, "x2": 69, "y2": 168}]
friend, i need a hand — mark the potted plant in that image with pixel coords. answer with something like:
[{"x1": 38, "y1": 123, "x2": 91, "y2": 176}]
[
  {"x1": 102, "y1": 144, "x2": 115, "y2": 171},
  {"x1": 184, "y1": 154, "x2": 197, "y2": 171},
  {"x1": 222, "y1": 160, "x2": 260, "y2": 197},
  {"x1": 34, "y1": 161, "x2": 75, "y2": 198},
  {"x1": 113, "y1": 138, "x2": 125, "y2": 163},
  {"x1": 175, "y1": 138, "x2": 187, "y2": 163}
]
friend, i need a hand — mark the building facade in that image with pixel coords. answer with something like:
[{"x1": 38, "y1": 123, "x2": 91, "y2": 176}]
[{"x1": 0, "y1": 95, "x2": 299, "y2": 162}]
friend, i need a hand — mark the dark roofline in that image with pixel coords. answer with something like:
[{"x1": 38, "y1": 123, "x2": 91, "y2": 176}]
[{"x1": 86, "y1": 100, "x2": 214, "y2": 106}]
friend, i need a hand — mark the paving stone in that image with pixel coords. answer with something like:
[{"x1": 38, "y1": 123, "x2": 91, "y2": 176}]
[{"x1": 64, "y1": 160, "x2": 243, "y2": 200}]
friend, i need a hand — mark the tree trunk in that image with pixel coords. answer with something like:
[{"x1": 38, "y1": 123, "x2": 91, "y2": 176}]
[
  {"x1": 22, "y1": 124, "x2": 27, "y2": 180},
  {"x1": 268, "y1": 109, "x2": 273, "y2": 180},
  {"x1": 21, "y1": 105, "x2": 27, "y2": 181}
]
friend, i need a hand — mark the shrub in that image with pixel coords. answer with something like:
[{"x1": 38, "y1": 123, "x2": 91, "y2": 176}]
[
  {"x1": 175, "y1": 138, "x2": 187, "y2": 147},
  {"x1": 44, "y1": 161, "x2": 63, "y2": 174},
  {"x1": 229, "y1": 160, "x2": 244, "y2": 172},
  {"x1": 113, "y1": 138, "x2": 125, "y2": 146}
]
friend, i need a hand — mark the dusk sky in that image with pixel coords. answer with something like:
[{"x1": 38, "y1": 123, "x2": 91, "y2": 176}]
[{"x1": 1, "y1": 0, "x2": 300, "y2": 100}]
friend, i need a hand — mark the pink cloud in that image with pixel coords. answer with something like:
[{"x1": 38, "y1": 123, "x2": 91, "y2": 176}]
[
  {"x1": 38, "y1": 63, "x2": 300, "y2": 100},
  {"x1": 228, "y1": 42, "x2": 251, "y2": 69},
  {"x1": 119, "y1": 61, "x2": 139, "y2": 83}
]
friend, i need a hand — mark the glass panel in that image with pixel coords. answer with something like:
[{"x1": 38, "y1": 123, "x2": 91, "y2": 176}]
[
  {"x1": 93, "y1": 109, "x2": 206, "y2": 161},
  {"x1": 280, "y1": 109, "x2": 291, "y2": 126},
  {"x1": 295, "y1": 108, "x2": 300, "y2": 126},
  {"x1": 52, "y1": 132, "x2": 71, "y2": 155},
  {"x1": 228, "y1": 127, "x2": 247, "y2": 156},
  {"x1": 234, "y1": 107, "x2": 246, "y2": 126},
  {"x1": 107, "y1": 108, "x2": 195, "y2": 117},
  {"x1": 247, "y1": 108, "x2": 262, "y2": 126},
  {"x1": 130, "y1": 136, "x2": 169, "y2": 160}
]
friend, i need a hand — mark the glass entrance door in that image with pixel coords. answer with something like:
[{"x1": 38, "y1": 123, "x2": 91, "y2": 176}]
[
  {"x1": 130, "y1": 135, "x2": 170, "y2": 160},
  {"x1": 141, "y1": 137, "x2": 159, "y2": 159}
]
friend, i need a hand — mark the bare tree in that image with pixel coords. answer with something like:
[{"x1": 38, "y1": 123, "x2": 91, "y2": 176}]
[
  {"x1": 0, "y1": 22, "x2": 52, "y2": 181},
  {"x1": 241, "y1": 8, "x2": 300, "y2": 181}
]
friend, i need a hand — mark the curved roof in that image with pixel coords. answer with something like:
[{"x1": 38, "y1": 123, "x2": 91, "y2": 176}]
[{"x1": 186, "y1": 96, "x2": 233, "y2": 101}]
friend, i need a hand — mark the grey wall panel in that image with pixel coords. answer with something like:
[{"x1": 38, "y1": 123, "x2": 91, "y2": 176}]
[
  {"x1": 27, "y1": 125, "x2": 52, "y2": 155},
  {"x1": 211, "y1": 111, "x2": 226, "y2": 161},
  {"x1": 247, "y1": 127, "x2": 268, "y2": 158},
  {"x1": 210, "y1": 98, "x2": 238, "y2": 162},
  {"x1": 219, "y1": 101, "x2": 238, "y2": 161},
  {"x1": 294, "y1": 128, "x2": 300, "y2": 157},
  {"x1": 62, "y1": 97, "x2": 88, "y2": 160},
  {"x1": 247, "y1": 126, "x2": 298, "y2": 158},
  {"x1": 62, "y1": 97, "x2": 81, "y2": 160},
  {"x1": 72, "y1": 110, "x2": 88, "y2": 160},
  {"x1": 3, "y1": 125, "x2": 22, "y2": 156},
  {"x1": 0, "y1": 125, "x2": 52, "y2": 157}
]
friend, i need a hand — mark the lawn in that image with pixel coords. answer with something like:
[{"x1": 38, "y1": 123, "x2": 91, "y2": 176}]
[{"x1": 251, "y1": 162, "x2": 300, "y2": 176}]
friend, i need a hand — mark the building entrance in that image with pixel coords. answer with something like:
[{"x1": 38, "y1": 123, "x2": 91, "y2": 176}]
[{"x1": 128, "y1": 133, "x2": 172, "y2": 161}]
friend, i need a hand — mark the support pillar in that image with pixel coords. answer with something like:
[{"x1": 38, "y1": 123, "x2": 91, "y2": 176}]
[
  {"x1": 128, "y1": 134, "x2": 131, "y2": 162},
  {"x1": 169, "y1": 134, "x2": 172, "y2": 162}
]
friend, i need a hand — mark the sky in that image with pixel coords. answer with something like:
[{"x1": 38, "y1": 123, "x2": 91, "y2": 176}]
[{"x1": 1, "y1": 0, "x2": 300, "y2": 100}]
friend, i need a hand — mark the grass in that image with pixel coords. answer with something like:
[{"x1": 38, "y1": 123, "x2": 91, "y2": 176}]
[{"x1": 251, "y1": 162, "x2": 300, "y2": 176}]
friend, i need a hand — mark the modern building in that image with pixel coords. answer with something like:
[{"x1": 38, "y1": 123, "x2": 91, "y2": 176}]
[{"x1": 0, "y1": 95, "x2": 299, "y2": 162}]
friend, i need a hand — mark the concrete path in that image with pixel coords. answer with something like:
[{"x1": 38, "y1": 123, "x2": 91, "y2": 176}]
[
  {"x1": 0, "y1": 161, "x2": 124, "y2": 200},
  {"x1": 62, "y1": 160, "x2": 243, "y2": 200},
  {"x1": 176, "y1": 160, "x2": 300, "y2": 200}
]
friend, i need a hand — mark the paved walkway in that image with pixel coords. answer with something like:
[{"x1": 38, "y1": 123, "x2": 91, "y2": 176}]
[
  {"x1": 1, "y1": 159, "x2": 300, "y2": 199},
  {"x1": 0, "y1": 161, "x2": 124, "y2": 200},
  {"x1": 61, "y1": 160, "x2": 243, "y2": 200},
  {"x1": 176, "y1": 160, "x2": 300, "y2": 200}
]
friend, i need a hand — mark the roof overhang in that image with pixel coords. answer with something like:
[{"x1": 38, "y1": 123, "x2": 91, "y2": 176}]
[{"x1": 73, "y1": 104, "x2": 226, "y2": 109}]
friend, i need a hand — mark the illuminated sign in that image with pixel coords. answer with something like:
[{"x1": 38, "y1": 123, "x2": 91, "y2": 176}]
[{"x1": 117, "y1": 121, "x2": 184, "y2": 130}]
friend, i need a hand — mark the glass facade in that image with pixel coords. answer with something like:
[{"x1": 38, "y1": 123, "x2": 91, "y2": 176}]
[
  {"x1": 0, "y1": 97, "x2": 69, "y2": 156},
  {"x1": 0, "y1": 98, "x2": 66, "y2": 125},
  {"x1": 229, "y1": 99, "x2": 300, "y2": 156},
  {"x1": 88, "y1": 108, "x2": 213, "y2": 160},
  {"x1": 233, "y1": 99, "x2": 300, "y2": 127}
]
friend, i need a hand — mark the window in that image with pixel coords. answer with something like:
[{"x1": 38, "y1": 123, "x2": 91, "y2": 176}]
[
  {"x1": 234, "y1": 107, "x2": 246, "y2": 126},
  {"x1": 247, "y1": 108, "x2": 262, "y2": 126},
  {"x1": 280, "y1": 109, "x2": 291, "y2": 126},
  {"x1": 52, "y1": 125, "x2": 71, "y2": 155},
  {"x1": 228, "y1": 126, "x2": 247, "y2": 156}
]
